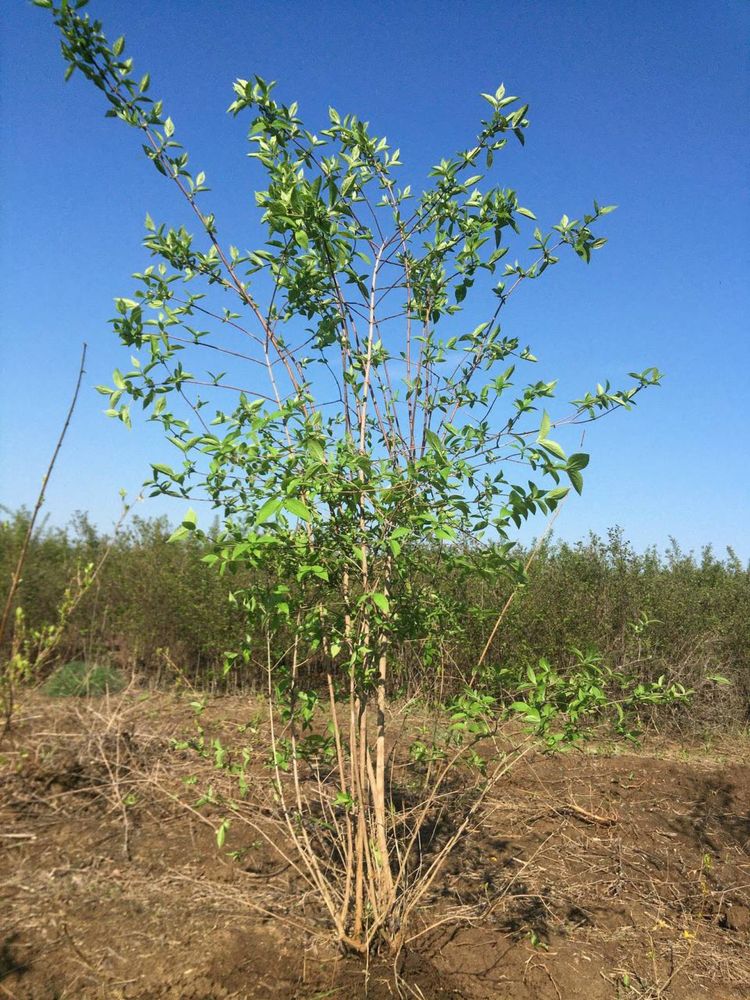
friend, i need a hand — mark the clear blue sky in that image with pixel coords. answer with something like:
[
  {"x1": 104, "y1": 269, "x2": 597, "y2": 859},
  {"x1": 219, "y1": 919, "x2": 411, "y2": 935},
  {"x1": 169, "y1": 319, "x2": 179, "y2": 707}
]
[{"x1": 1, "y1": 0, "x2": 748, "y2": 557}]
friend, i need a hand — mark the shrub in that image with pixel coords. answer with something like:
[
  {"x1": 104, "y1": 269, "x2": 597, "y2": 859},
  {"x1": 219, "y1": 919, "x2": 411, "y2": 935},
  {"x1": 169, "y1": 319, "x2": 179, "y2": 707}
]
[{"x1": 43, "y1": 660, "x2": 125, "y2": 697}]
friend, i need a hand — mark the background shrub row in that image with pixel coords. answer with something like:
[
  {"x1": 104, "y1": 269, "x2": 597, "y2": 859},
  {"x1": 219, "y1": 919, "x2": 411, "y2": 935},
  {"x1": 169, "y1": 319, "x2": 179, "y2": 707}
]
[{"x1": 1, "y1": 508, "x2": 747, "y2": 724}]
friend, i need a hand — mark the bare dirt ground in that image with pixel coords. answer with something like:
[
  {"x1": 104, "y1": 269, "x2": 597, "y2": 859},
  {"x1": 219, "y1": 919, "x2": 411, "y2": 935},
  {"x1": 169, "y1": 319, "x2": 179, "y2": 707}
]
[{"x1": 1, "y1": 691, "x2": 749, "y2": 999}]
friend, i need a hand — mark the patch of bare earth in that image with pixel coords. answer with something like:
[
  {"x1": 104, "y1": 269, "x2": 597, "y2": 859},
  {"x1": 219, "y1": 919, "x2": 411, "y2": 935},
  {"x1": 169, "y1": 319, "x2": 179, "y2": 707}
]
[{"x1": 1, "y1": 692, "x2": 748, "y2": 999}]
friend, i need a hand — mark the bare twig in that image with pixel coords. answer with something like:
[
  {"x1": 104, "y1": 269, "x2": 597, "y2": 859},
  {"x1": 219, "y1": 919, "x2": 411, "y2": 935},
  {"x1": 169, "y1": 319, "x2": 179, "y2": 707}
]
[{"x1": 1, "y1": 344, "x2": 87, "y2": 733}]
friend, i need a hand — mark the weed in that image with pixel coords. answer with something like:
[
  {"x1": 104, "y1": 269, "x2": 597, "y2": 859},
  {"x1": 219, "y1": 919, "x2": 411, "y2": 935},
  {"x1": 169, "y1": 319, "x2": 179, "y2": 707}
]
[{"x1": 43, "y1": 660, "x2": 125, "y2": 698}]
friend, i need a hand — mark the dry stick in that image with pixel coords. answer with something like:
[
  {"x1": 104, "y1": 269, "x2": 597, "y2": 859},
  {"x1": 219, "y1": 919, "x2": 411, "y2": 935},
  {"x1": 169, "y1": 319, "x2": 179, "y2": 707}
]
[
  {"x1": 356, "y1": 701, "x2": 382, "y2": 940},
  {"x1": 287, "y1": 634, "x2": 343, "y2": 916},
  {"x1": 473, "y1": 496, "x2": 568, "y2": 682},
  {"x1": 0, "y1": 343, "x2": 87, "y2": 650},
  {"x1": 165, "y1": 869, "x2": 316, "y2": 938},
  {"x1": 81, "y1": 702, "x2": 132, "y2": 859},
  {"x1": 351, "y1": 244, "x2": 396, "y2": 938},
  {"x1": 373, "y1": 559, "x2": 396, "y2": 912},
  {"x1": 387, "y1": 741, "x2": 535, "y2": 953},
  {"x1": 263, "y1": 632, "x2": 344, "y2": 939},
  {"x1": 327, "y1": 674, "x2": 356, "y2": 927},
  {"x1": 0, "y1": 343, "x2": 87, "y2": 732},
  {"x1": 341, "y1": 575, "x2": 368, "y2": 943},
  {"x1": 529, "y1": 803, "x2": 618, "y2": 827},
  {"x1": 150, "y1": 763, "x2": 310, "y2": 887}
]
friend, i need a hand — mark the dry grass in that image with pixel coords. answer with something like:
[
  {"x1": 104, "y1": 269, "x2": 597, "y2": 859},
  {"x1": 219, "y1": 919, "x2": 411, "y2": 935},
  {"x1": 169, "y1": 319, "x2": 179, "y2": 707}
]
[{"x1": 1, "y1": 690, "x2": 748, "y2": 999}]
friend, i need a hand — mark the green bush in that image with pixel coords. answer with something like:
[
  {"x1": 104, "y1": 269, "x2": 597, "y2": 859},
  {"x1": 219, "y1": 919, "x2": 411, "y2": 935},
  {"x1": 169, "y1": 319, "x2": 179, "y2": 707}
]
[
  {"x1": 2, "y1": 509, "x2": 747, "y2": 723},
  {"x1": 43, "y1": 660, "x2": 125, "y2": 697}
]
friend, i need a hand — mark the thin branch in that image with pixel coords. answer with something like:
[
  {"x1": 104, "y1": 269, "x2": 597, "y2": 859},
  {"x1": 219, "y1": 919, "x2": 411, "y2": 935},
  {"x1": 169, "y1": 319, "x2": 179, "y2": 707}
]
[{"x1": 1, "y1": 343, "x2": 87, "y2": 730}]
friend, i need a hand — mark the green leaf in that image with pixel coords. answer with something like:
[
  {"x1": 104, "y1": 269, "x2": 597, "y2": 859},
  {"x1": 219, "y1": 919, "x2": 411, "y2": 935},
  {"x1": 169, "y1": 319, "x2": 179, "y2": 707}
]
[
  {"x1": 537, "y1": 410, "x2": 551, "y2": 441},
  {"x1": 434, "y1": 526, "x2": 456, "y2": 541},
  {"x1": 371, "y1": 592, "x2": 390, "y2": 614},
  {"x1": 112, "y1": 35, "x2": 124, "y2": 56},
  {"x1": 567, "y1": 469, "x2": 584, "y2": 494},
  {"x1": 216, "y1": 819, "x2": 229, "y2": 848},
  {"x1": 255, "y1": 497, "x2": 283, "y2": 525},
  {"x1": 510, "y1": 702, "x2": 541, "y2": 724},
  {"x1": 538, "y1": 438, "x2": 566, "y2": 460},
  {"x1": 306, "y1": 440, "x2": 326, "y2": 463},
  {"x1": 509, "y1": 702, "x2": 530, "y2": 714},
  {"x1": 567, "y1": 452, "x2": 590, "y2": 472},
  {"x1": 151, "y1": 463, "x2": 176, "y2": 478},
  {"x1": 298, "y1": 564, "x2": 329, "y2": 582},
  {"x1": 424, "y1": 429, "x2": 444, "y2": 454},
  {"x1": 516, "y1": 206, "x2": 536, "y2": 220},
  {"x1": 167, "y1": 524, "x2": 189, "y2": 544},
  {"x1": 284, "y1": 498, "x2": 313, "y2": 522},
  {"x1": 164, "y1": 117, "x2": 175, "y2": 138}
]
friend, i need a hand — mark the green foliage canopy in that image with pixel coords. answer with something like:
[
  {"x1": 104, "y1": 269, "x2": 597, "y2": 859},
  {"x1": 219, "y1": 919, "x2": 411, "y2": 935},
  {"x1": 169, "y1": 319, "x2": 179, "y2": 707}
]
[{"x1": 38, "y1": 0, "x2": 661, "y2": 695}]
